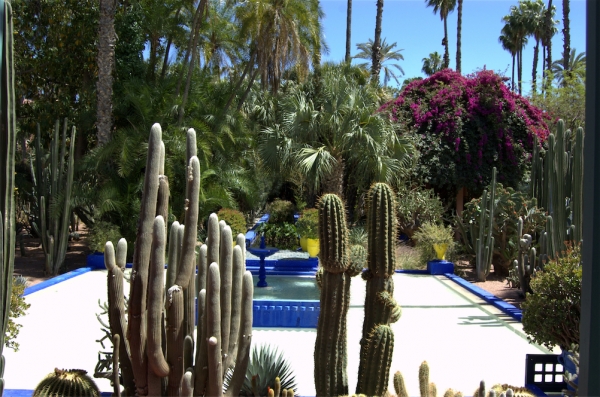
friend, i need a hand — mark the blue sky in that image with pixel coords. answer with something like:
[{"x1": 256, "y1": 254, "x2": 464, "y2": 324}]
[{"x1": 319, "y1": 0, "x2": 586, "y2": 93}]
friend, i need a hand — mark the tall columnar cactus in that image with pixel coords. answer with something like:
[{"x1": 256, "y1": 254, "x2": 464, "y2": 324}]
[
  {"x1": 513, "y1": 217, "x2": 537, "y2": 296},
  {"x1": 475, "y1": 167, "x2": 497, "y2": 281},
  {"x1": 314, "y1": 193, "x2": 350, "y2": 397},
  {"x1": 30, "y1": 119, "x2": 76, "y2": 276},
  {"x1": 571, "y1": 127, "x2": 584, "y2": 244},
  {"x1": 104, "y1": 125, "x2": 253, "y2": 396},
  {"x1": 0, "y1": 1, "x2": 15, "y2": 393},
  {"x1": 356, "y1": 183, "x2": 401, "y2": 396}
]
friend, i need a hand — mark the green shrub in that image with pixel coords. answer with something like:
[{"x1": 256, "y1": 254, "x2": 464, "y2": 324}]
[
  {"x1": 87, "y1": 221, "x2": 122, "y2": 253},
  {"x1": 267, "y1": 199, "x2": 296, "y2": 224},
  {"x1": 396, "y1": 185, "x2": 445, "y2": 239},
  {"x1": 217, "y1": 208, "x2": 247, "y2": 238},
  {"x1": 348, "y1": 226, "x2": 368, "y2": 249},
  {"x1": 257, "y1": 222, "x2": 298, "y2": 250},
  {"x1": 6, "y1": 276, "x2": 31, "y2": 351},
  {"x1": 522, "y1": 245, "x2": 581, "y2": 350},
  {"x1": 396, "y1": 243, "x2": 424, "y2": 270},
  {"x1": 295, "y1": 208, "x2": 318, "y2": 239},
  {"x1": 412, "y1": 222, "x2": 455, "y2": 264}
]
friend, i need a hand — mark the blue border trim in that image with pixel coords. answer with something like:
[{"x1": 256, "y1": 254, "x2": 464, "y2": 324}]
[
  {"x1": 22, "y1": 267, "x2": 93, "y2": 296},
  {"x1": 444, "y1": 273, "x2": 523, "y2": 321}
]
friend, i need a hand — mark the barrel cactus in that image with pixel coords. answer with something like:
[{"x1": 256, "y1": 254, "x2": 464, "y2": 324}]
[{"x1": 33, "y1": 369, "x2": 100, "y2": 397}]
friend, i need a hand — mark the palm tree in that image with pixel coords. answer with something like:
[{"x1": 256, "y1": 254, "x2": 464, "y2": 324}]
[
  {"x1": 354, "y1": 38, "x2": 405, "y2": 86},
  {"x1": 422, "y1": 52, "x2": 443, "y2": 76},
  {"x1": 96, "y1": 0, "x2": 116, "y2": 146},
  {"x1": 522, "y1": 0, "x2": 546, "y2": 96},
  {"x1": 541, "y1": 0, "x2": 558, "y2": 93},
  {"x1": 551, "y1": 48, "x2": 585, "y2": 86},
  {"x1": 562, "y1": 0, "x2": 570, "y2": 71},
  {"x1": 345, "y1": 0, "x2": 352, "y2": 63},
  {"x1": 259, "y1": 63, "x2": 414, "y2": 198},
  {"x1": 499, "y1": 30, "x2": 518, "y2": 91},
  {"x1": 371, "y1": 0, "x2": 384, "y2": 83},
  {"x1": 425, "y1": 0, "x2": 457, "y2": 69},
  {"x1": 456, "y1": 0, "x2": 463, "y2": 73},
  {"x1": 502, "y1": 5, "x2": 529, "y2": 94}
]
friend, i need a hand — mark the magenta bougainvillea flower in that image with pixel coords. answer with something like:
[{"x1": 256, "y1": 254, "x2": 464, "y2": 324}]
[{"x1": 379, "y1": 69, "x2": 550, "y2": 197}]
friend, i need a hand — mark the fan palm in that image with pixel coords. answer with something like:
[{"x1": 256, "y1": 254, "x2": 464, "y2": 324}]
[
  {"x1": 353, "y1": 38, "x2": 405, "y2": 86},
  {"x1": 521, "y1": 0, "x2": 546, "y2": 95},
  {"x1": 371, "y1": 0, "x2": 384, "y2": 83},
  {"x1": 425, "y1": 0, "x2": 457, "y2": 69},
  {"x1": 551, "y1": 48, "x2": 586, "y2": 86},
  {"x1": 259, "y1": 63, "x2": 414, "y2": 198},
  {"x1": 499, "y1": 31, "x2": 518, "y2": 91},
  {"x1": 562, "y1": 0, "x2": 570, "y2": 71},
  {"x1": 502, "y1": 5, "x2": 529, "y2": 94},
  {"x1": 421, "y1": 52, "x2": 443, "y2": 76}
]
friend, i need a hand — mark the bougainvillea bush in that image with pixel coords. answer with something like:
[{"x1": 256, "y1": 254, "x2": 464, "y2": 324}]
[{"x1": 380, "y1": 69, "x2": 550, "y2": 199}]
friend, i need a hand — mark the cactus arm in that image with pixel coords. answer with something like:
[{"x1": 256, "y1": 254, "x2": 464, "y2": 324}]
[
  {"x1": 572, "y1": 127, "x2": 584, "y2": 243},
  {"x1": 174, "y1": 156, "x2": 200, "y2": 288},
  {"x1": 116, "y1": 238, "x2": 127, "y2": 270},
  {"x1": 394, "y1": 371, "x2": 409, "y2": 397},
  {"x1": 166, "y1": 285, "x2": 185, "y2": 396},
  {"x1": 197, "y1": 243, "x2": 208, "y2": 294},
  {"x1": 184, "y1": 256, "x2": 196, "y2": 338},
  {"x1": 166, "y1": 221, "x2": 181, "y2": 291},
  {"x1": 194, "y1": 288, "x2": 208, "y2": 395},
  {"x1": 419, "y1": 361, "x2": 430, "y2": 397},
  {"x1": 112, "y1": 334, "x2": 122, "y2": 397},
  {"x1": 226, "y1": 245, "x2": 245, "y2": 370},
  {"x1": 156, "y1": 175, "x2": 169, "y2": 234},
  {"x1": 128, "y1": 123, "x2": 162, "y2": 395},
  {"x1": 219, "y1": 225, "x2": 234, "y2": 368},
  {"x1": 182, "y1": 369, "x2": 194, "y2": 397},
  {"x1": 207, "y1": 213, "x2": 220, "y2": 265},
  {"x1": 224, "y1": 271, "x2": 254, "y2": 397},
  {"x1": 357, "y1": 325, "x2": 394, "y2": 397},
  {"x1": 53, "y1": 125, "x2": 75, "y2": 275},
  {"x1": 184, "y1": 335, "x2": 194, "y2": 371},
  {"x1": 147, "y1": 216, "x2": 169, "y2": 378},
  {"x1": 206, "y1": 262, "x2": 223, "y2": 397}
]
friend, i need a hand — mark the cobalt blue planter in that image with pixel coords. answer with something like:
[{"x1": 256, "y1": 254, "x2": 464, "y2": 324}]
[
  {"x1": 86, "y1": 252, "x2": 105, "y2": 269},
  {"x1": 427, "y1": 259, "x2": 454, "y2": 275},
  {"x1": 558, "y1": 349, "x2": 578, "y2": 392}
]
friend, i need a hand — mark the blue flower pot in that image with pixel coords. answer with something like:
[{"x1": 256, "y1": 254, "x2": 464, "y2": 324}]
[
  {"x1": 87, "y1": 252, "x2": 105, "y2": 270},
  {"x1": 427, "y1": 259, "x2": 454, "y2": 275}
]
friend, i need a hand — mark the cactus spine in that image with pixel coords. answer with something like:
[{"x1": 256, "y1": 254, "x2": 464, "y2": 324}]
[
  {"x1": 475, "y1": 167, "x2": 497, "y2": 281},
  {"x1": 33, "y1": 369, "x2": 100, "y2": 397},
  {"x1": 356, "y1": 183, "x2": 401, "y2": 396},
  {"x1": 0, "y1": 1, "x2": 15, "y2": 393},
  {"x1": 31, "y1": 119, "x2": 76, "y2": 276},
  {"x1": 314, "y1": 194, "x2": 350, "y2": 397},
  {"x1": 104, "y1": 125, "x2": 253, "y2": 396}
]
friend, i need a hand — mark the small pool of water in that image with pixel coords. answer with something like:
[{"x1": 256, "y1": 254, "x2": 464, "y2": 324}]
[{"x1": 252, "y1": 275, "x2": 320, "y2": 300}]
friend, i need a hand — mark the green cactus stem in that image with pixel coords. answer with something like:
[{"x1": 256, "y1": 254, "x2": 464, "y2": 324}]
[
  {"x1": 476, "y1": 167, "x2": 497, "y2": 281},
  {"x1": 314, "y1": 194, "x2": 350, "y2": 397},
  {"x1": 419, "y1": 361, "x2": 430, "y2": 397},
  {"x1": 356, "y1": 324, "x2": 394, "y2": 397},
  {"x1": 394, "y1": 371, "x2": 409, "y2": 397}
]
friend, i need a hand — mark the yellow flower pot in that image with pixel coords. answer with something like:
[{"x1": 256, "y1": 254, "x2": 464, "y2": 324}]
[
  {"x1": 433, "y1": 243, "x2": 448, "y2": 260},
  {"x1": 300, "y1": 236, "x2": 308, "y2": 252},
  {"x1": 307, "y1": 238, "x2": 320, "y2": 258}
]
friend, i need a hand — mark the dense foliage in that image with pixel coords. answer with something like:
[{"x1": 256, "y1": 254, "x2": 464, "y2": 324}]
[
  {"x1": 381, "y1": 69, "x2": 550, "y2": 199},
  {"x1": 522, "y1": 245, "x2": 581, "y2": 350},
  {"x1": 412, "y1": 222, "x2": 455, "y2": 264},
  {"x1": 6, "y1": 277, "x2": 30, "y2": 352},
  {"x1": 396, "y1": 184, "x2": 445, "y2": 239},
  {"x1": 217, "y1": 208, "x2": 247, "y2": 238}
]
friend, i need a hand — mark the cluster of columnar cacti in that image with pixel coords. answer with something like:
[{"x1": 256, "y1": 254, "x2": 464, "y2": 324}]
[
  {"x1": 530, "y1": 120, "x2": 584, "y2": 254},
  {"x1": 475, "y1": 167, "x2": 497, "y2": 282},
  {"x1": 33, "y1": 369, "x2": 100, "y2": 397},
  {"x1": 314, "y1": 193, "x2": 352, "y2": 397},
  {"x1": 0, "y1": 1, "x2": 16, "y2": 393},
  {"x1": 356, "y1": 183, "x2": 401, "y2": 396},
  {"x1": 30, "y1": 119, "x2": 76, "y2": 276},
  {"x1": 513, "y1": 217, "x2": 537, "y2": 296},
  {"x1": 104, "y1": 124, "x2": 253, "y2": 396}
]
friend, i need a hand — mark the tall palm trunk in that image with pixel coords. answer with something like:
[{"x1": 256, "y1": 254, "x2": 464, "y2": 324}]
[
  {"x1": 562, "y1": 0, "x2": 570, "y2": 70},
  {"x1": 518, "y1": 48, "x2": 523, "y2": 94},
  {"x1": 160, "y1": 6, "x2": 182, "y2": 81},
  {"x1": 345, "y1": 0, "x2": 352, "y2": 63},
  {"x1": 176, "y1": 0, "x2": 206, "y2": 97},
  {"x1": 512, "y1": 54, "x2": 516, "y2": 91},
  {"x1": 371, "y1": 0, "x2": 384, "y2": 83},
  {"x1": 443, "y1": 16, "x2": 450, "y2": 69},
  {"x1": 546, "y1": 0, "x2": 553, "y2": 71},
  {"x1": 455, "y1": 0, "x2": 463, "y2": 73},
  {"x1": 96, "y1": 0, "x2": 116, "y2": 146},
  {"x1": 532, "y1": 39, "x2": 540, "y2": 95},
  {"x1": 322, "y1": 155, "x2": 345, "y2": 199}
]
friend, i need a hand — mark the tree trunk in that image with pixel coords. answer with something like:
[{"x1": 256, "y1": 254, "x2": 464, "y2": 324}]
[
  {"x1": 223, "y1": 49, "x2": 256, "y2": 116},
  {"x1": 236, "y1": 68, "x2": 259, "y2": 112},
  {"x1": 96, "y1": 0, "x2": 116, "y2": 146},
  {"x1": 456, "y1": 187, "x2": 465, "y2": 217},
  {"x1": 546, "y1": 0, "x2": 553, "y2": 72},
  {"x1": 160, "y1": 7, "x2": 182, "y2": 81},
  {"x1": 562, "y1": 0, "x2": 570, "y2": 70},
  {"x1": 443, "y1": 16, "x2": 450, "y2": 69},
  {"x1": 512, "y1": 54, "x2": 515, "y2": 91},
  {"x1": 518, "y1": 48, "x2": 523, "y2": 94},
  {"x1": 371, "y1": 0, "x2": 384, "y2": 83},
  {"x1": 176, "y1": 0, "x2": 207, "y2": 97},
  {"x1": 532, "y1": 39, "x2": 540, "y2": 96},
  {"x1": 455, "y1": 0, "x2": 462, "y2": 73},
  {"x1": 345, "y1": 0, "x2": 352, "y2": 63},
  {"x1": 322, "y1": 155, "x2": 345, "y2": 199}
]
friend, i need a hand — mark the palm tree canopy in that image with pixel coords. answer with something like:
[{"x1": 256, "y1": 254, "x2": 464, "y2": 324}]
[
  {"x1": 353, "y1": 38, "x2": 405, "y2": 86},
  {"x1": 421, "y1": 52, "x2": 443, "y2": 76},
  {"x1": 425, "y1": 0, "x2": 457, "y2": 20},
  {"x1": 551, "y1": 48, "x2": 586, "y2": 85}
]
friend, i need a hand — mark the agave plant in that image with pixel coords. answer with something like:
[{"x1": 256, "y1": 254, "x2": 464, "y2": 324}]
[{"x1": 224, "y1": 343, "x2": 298, "y2": 396}]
